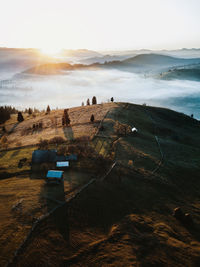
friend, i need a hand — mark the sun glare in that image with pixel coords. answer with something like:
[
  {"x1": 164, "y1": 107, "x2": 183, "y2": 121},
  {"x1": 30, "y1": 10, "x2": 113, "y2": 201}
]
[{"x1": 40, "y1": 47, "x2": 61, "y2": 56}]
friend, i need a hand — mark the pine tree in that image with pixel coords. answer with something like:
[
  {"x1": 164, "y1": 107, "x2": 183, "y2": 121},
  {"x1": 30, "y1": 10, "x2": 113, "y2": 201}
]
[
  {"x1": 92, "y1": 96, "x2": 97, "y2": 105},
  {"x1": 90, "y1": 114, "x2": 94, "y2": 123},
  {"x1": 17, "y1": 112, "x2": 24, "y2": 122},
  {"x1": 81, "y1": 102, "x2": 84, "y2": 106},
  {"x1": 28, "y1": 108, "x2": 32, "y2": 115},
  {"x1": 87, "y1": 99, "x2": 90, "y2": 105},
  {"x1": 63, "y1": 109, "x2": 71, "y2": 126},
  {"x1": 46, "y1": 105, "x2": 51, "y2": 113},
  {"x1": 111, "y1": 97, "x2": 114, "y2": 102}
]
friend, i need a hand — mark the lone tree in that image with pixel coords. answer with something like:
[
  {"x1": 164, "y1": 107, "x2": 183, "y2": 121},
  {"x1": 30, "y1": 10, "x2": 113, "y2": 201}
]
[
  {"x1": 81, "y1": 102, "x2": 84, "y2": 106},
  {"x1": 28, "y1": 108, "x2": 32, "y2": 115},
  {"x1": 87, "y1": 98, "x2": 90, "y2": 105},
  {"x1": 92, "y1": 96, "x2": 97, "y2": 105},
  {"x1": 17, "y1": 112, "x2": 24, "y2": 122},
  {"x1": 46, "y1": 105, "x2": 51, "y2": 114},
  {"x1": 111, "y1": 97, "x2": 114, "y2": 102},
  {"x1": 90, "y1": 114, "x2": 94, "y2": 123},
  {"x1": 62, "y1": 109, "x2": 71, "y2": 126}
]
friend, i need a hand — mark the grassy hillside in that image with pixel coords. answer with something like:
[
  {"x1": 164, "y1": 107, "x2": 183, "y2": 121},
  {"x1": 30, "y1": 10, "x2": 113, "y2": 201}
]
[
  {"x1": 160, "y1": 66, "x2": 200, "y2": 81},
  {"x1": 1, "y1": 102, "x2": 200, "y2": 266}
]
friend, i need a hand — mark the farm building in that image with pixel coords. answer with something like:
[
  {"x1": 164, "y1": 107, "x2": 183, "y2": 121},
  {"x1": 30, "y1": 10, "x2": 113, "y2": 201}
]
[
  {"x1": 56, "y1": 161, "x2": 69, "y2": 170},
  {"x1": 31, "y1": 150, "x2": 67, "y2": 172},
  {"x1": 131, "y1": 127, "x2": 138, "y2": 134},
  {"x1": 46, "y1": 170, "x2": 64, "y2": 184}
]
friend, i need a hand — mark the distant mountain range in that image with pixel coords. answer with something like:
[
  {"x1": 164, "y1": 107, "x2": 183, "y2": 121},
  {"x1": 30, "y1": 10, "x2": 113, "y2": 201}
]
[
  {"x1": 1, "y1": 47, "x2": 200, "y2": 81},
  {"x1": 22, "y1": 54, "x2": 200, "y2": 79}
]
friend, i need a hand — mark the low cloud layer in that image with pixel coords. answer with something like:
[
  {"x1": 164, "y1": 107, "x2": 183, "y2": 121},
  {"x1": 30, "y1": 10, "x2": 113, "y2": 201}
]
[{"x1": 0, "y1": 69, "x2": 200, "y2": 118}]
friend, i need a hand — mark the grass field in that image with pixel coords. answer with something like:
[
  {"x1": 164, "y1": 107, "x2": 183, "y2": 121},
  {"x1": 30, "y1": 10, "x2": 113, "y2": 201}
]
[{"x1": 1, "y1": 102, "x2": 200, "y2": 266}]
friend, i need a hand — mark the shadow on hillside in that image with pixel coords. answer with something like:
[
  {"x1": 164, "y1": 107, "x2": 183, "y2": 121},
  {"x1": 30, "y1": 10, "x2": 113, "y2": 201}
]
[
  {"x1": 40, "y1": 182, "x2": 69, "y2": 242},
  {"x1": 10, "y1": 149, "x2": 20, "y2": 158},
  {"x1": 0, "y1": 151, "x2": 8, "y2": 158},
  {"x1": 8, "y1": 122, "x2": 19, "y2": 134},
  {"x1": 63, "y1": 126, "x2": 74, "y2": 140}
]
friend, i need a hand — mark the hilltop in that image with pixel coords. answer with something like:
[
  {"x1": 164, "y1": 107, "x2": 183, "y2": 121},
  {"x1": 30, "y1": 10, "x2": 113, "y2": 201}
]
[{"x1": 0, "y1": 102, "x2": 200, "y2": 266}]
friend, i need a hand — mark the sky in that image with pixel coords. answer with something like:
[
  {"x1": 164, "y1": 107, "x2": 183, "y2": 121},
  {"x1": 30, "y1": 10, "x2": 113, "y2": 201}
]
[{"x1": 0, "y1": 0, "x2": 200, "y2": 52}]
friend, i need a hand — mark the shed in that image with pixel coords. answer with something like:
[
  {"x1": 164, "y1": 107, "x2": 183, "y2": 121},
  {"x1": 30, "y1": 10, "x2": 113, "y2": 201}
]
[
  {"x1": 56, "y1": 161, "x2": 69, "y2": 168},
  {"x1": 131, "y1": 127, "x2": 138, "y2": 134},
  {"x1": 32, "y1": 150, "x2": 66, "y2": 164},
  {"x1": 46, "y1": 170, "x2": 64, "y2": 184},
  {"x1": 31, "y1": 150, "x2": 67, "y2": 173}
]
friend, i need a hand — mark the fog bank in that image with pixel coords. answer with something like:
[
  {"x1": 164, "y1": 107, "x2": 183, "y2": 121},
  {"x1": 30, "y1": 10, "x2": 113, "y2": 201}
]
[{"x1": 0, "y1": 69, "x2": 200, "y2": 118}]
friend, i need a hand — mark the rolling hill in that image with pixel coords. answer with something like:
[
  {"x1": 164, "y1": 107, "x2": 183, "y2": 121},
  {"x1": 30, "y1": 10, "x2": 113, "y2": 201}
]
[
  {"x1": 160, "y1": 65, "x2": 200, "y2": 81},
  {"x1": 1, "y1": 102, "x2": 200, "y2": 266},
  {"x1": 22, "y1": 54, "x2": 200, "y2": 76}
]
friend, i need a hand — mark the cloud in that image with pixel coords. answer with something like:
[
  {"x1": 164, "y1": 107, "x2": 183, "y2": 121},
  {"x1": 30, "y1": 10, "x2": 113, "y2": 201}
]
[{"x1": 0, "y1": 69, "x2": 200, "y2": 118}]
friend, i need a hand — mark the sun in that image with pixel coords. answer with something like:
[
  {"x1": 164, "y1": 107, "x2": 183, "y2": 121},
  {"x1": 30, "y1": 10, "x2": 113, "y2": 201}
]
[{"x1": 40, "y1": 47, "x2": 61, "y2": 56}]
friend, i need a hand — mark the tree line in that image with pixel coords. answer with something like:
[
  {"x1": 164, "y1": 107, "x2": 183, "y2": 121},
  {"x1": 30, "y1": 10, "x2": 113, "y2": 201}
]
[{"x1": 0, "y1": 106, "x2": 18, "y2": 124}]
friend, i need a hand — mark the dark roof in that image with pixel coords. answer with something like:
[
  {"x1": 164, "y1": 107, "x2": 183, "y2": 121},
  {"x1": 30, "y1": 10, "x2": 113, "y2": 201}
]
[
  {"x1": 32, "y1": 150, "x2": 66, "y2": 164},
  {"x1": 66, "y1": 154, "x2": 78, "y2": 161}
]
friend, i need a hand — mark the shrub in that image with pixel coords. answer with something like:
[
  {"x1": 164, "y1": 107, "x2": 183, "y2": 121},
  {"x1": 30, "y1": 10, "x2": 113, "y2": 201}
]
[
  {"x1": 39, "y1": 122, "x2": 43, "y2": 128},
  {"x1": 74, "y1": 136, "x2": 90, "y2": 143},
  {"x1": 114, "y1": 121, "x2": 131, "y2": 136},
  {"x1": 57, "y1": 145, "x2": 67, "y2": 155},
  {"x1": 38, "y1": 138, "x2": 48, "y2": 149},
  {"x1": 49, "y1": 136, "x2": 66, "y2": 144}
]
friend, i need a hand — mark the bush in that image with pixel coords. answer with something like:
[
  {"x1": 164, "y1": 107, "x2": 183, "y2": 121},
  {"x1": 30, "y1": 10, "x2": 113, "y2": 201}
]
[
  {"x1": 49, "y1": 136, "x2": 66, "y2": 144},
  {"x1": 114, "y1": 121, "x2": 131, "y2": 136},
  {"x1": 74, "y1": 136, "x2": 90, "y2": 143},
  {"x1": 57, "y1": 145, "x2": 67, "y2": 155},
  {"x1": 38, "y1": 139, "x2": 48, "y2": 149}
]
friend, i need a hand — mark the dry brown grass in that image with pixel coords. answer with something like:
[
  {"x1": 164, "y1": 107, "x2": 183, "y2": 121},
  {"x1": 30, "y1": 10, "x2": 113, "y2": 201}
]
[
  {"x1": 1, "y1": 102, "x2": 200, "y2": 266},
  {"x1": 3, "y1": 103, "x2": 115, "y2": 148}
]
